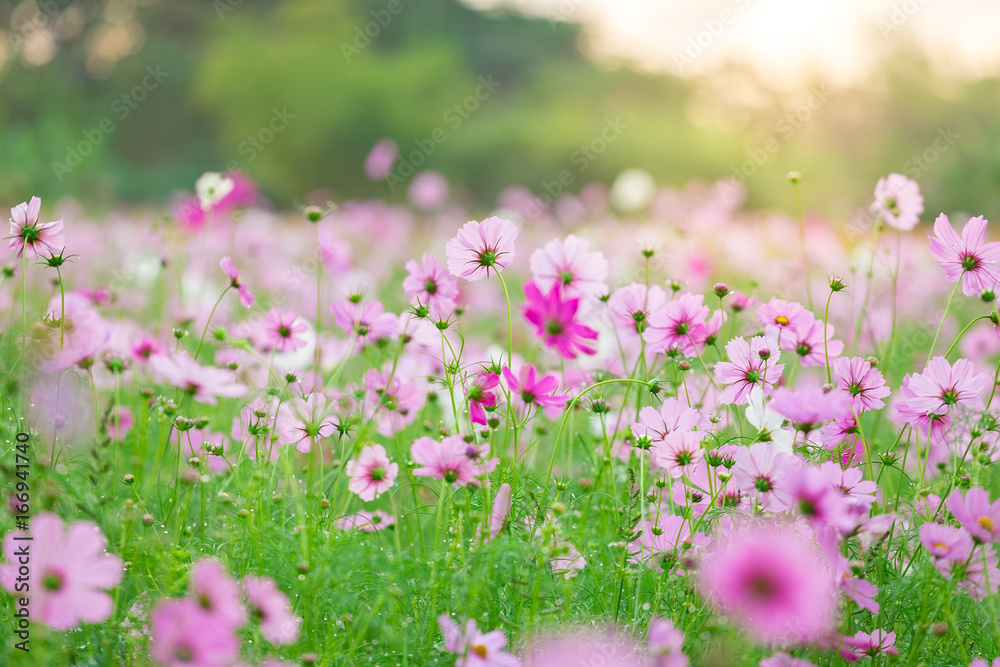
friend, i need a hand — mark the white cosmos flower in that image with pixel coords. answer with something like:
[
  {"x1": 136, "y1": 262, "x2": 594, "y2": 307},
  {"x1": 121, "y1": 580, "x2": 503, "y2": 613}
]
[{"x1": 746, "y1": 386, "x2": 795, "y2": 453}]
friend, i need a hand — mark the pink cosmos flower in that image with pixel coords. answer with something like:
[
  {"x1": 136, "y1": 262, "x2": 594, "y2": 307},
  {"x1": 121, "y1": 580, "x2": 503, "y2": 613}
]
[
  {"x1": 655, "y1": 431, "x2": 707, "y2": 479},
  {"x1": 275, "y1": 393, "x2": 336, "y2": 452},
  {"x1": 330, "y1": 298, "x2": 401, "y2": 346},
  {"x1": 261, "y1": 309, "x2": 309, "y2": 353},
  {"x1": 787, "y1": 464, "x2": 859, "y2": 534},
  {"x1": 769, "y1": 386, "x2": 852, "y2": 432},
  {"x1": 412, "y1": 435, "x2": 480, "y2": 488},
  {"x1": 872, "y1": 173, "x2": 923, "y2": 231},
  {"x1": 335, "y1": 510, "x2": 395, "y2": 532},
  {"x1": 732, "y1": 442, "x2": 794, "y2": 512},
  {"x1": 438, "y1": 615, "x2": 521, "y2": 667},
  {"x1": 715, "y1": 336, "x2": 784, "y2": 405},
  {"x1": 845, "y1": 630, "x2": 899, "y2": 658},
  {"x1": 364, "y1": 138, "x2": 398, "y2": 180},
  {"x1": 628, "y1": 514, "x2": 694, "y2": 569},
  {"x1": 490, "y1": 483, "x2": 512, "y2": 540},
  {"x1": 551, "y1": 540, "x2": 586, "y2": 579},
  {"x1": 131, "y1": 335, "x2": 165, "y2": 363},
  {"x1": 364, "y1": 368, "x2": 425, "y2": 437},
  {"x1": 9, "y1": 196, "x2": 65, "y2": 259},
  {"x1": 698, "y1": 522, "x2": 836, "y2": 644},
  {"x1": 150, "y1": 352, "x2": 248, "y2": 405},
  {"x1": 345, "y1": 443, "x2": 398, "y2": 502},
  {"x1": 643, "y1": 293, "x2": 710, "y2": 357},
  {"x1": 466, "y1": 371, "x2": 500, "y2": 426},
  {"x1": 760, "y1": 654, "x2": 818, "y2": 667},
  {"x1": 729, "y1": 291, "x2": 758, "y2": 312},
  {"x1": 0, "y1": 513, "x2": 123, "y2": 630},
  {"x1": 502, "y1": 364, "x2": 570, "y2": 410},
  {"x1": 242, "y1": 576, "x2": 301, "y2": 645},
  {"x1": 919, "y1": 523, "x2": 974, "y2": 562},
  {"x1": 150, "y1": 598, "x2": 240, "y2": 667},
  {"x1": 758, "y1": 299, "x2": 811, "y2": 339},
  {"x1": 947, "y1": 487, "x2": 1000, "y2": 543},
  {"x1": 608, "y1": 283, "x2": 668, "y2": 337},
  {"x1": 970, "y1": 660, "x2": 1000, "y2": 667},
  {"x1": 446, "y1": 217, "x2": 518, "y2": 281},
  {"x1": 403, "y1": 253, "x2": 460, "y2": 317},
  {"x1": 929, "y1": 214, "x2": 1000, "y2": 297},
  {"x1": 648, "y1": 617, "x2": 688, "y2": 667},
  {"x1": 189, "y1": 560, "x2": 247, "y2": 630},
  {"x1": 220, "y1": 256, "x2": 255, "y2": 308},
  {"x1": 522, "y1": 281, "x2": 598, "y2": 359},
  {"x1": 902, "y1": 356, "x2": 987, "y2": 417},
  {"x1": 529, "y1": 234, "x2": 608, "y2": 300},
  {"x1": 523, "y1": 629, "x2": 647, "y2": 667},
  {"x1": 895, "y1": 373, "x2": 953, "y2": 443},
  {"x1": 409, "y1": 170, "x2": 450, "y2": 210},
  {"x1": 783, "y1": 315, "x2": 843, "y2": 367},
  {"x1": 833, "y1": 356, "x2": 891, "y2": 412},
  {"x1": 631, "y1": 398, "x2": 701, "y2": 446}
]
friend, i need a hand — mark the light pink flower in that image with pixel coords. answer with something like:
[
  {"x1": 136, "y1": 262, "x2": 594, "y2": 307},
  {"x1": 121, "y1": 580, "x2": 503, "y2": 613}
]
[
  {"x1": 643, "y1": 293, "x2": 710, "y2": 357},
  {"x1": 412, "y1": 435, "x2": 480, "y2": 488},
  {"x1": 783, "y1": 315, "x2": 843, "y2": 367},
  {"x1": 654, "y1": 431, "x2": 707, "y2": 479},
  {"x1": 150, "y1": 353, "x2": 248, "y2": 405},
  {"x1": 769, "y1": 386, "x2": 852, "y2": 432},
  {"x1": 445, "y1": 217, "x2": 518, "y2": 281},
  {"x1": 522, "y1": 281, "x2": 598, "y2": 359},
  {"x1": 523, "y1": 629, "x2": 647, "y2": 667},
  {"x1": 833, "y1": 356, "x2": 891, "y2": 412},
  {"x1": 220, "y1": 256, "x2": 254, "y2": 308},
  {"x1": 901, "y1": 356, "x2": 987, "y2": 417},
  {"x1": 335, "y1": 510, "x2": 395, "y2": 532},
  {"x1": 330, "y1": 298, "x2": 400, "y2": 347},
  {"x1": 150, "y1": 598, "x2": 240, "y2": 667},
  {"x1": 757, "y1": 299, "x2": 811, "y2": 339},
  {"x1": 403, "y1": 253, "x2": 459, "y2": 317},
  {"x1": 715, "y1": 336, "x2": 784, "y2": 405},
  {"x1": 608, "y1": 283, "x2": 668, "y2": 337},
  {"x1": 947, "y1": 487, "x2": 1000, "y2": 543},
  {"x1": 529, "y1": 234, "x2": 608, "y2": 300},
  {"x1": 919, "y1": 522, "x2": 973, "y2": 562},
  {"x1": 732, "y1": 442, "x2": 794, "y2": 512},
  {"x1": 760, "y1": 653, "x2": 818, "y2": 667},
  {"x1": 409, "y1": 170, "x2": 450, "y2": 211},
  {"x1": 189, "y1": 560, "x2": 246, "y2": 630},
  {"x1": 0, "y1": 513, "x2": 123, "y2": 630},
  {"x1": 438, "y1": 615, "x2": 521, "y2": 667},
  {"x1": 9, "y1": 196, "x2": 64, "y2": 259},
  {"x1": 345, "y1": 443, "x2": 398, "y2": 502},
  {"x1": 261, "y1": 309, "x2": 309, "y2": 353},
  {"x1": 275, "y1": 393, "x2": 336, "y2": 452},
  {"x1": 242, "y1": 576, "x2": 301, "y2": 645},
  {"x1": 365, "y1": 138, "x2": 397, "y2": 180},
  {"x1": 844, "y1": 629, "x2": 899, "y2": 658},
  {"x1": 648, "y1": 617, "x2": 688, "y2": 667},
  {"x1": 929, "y1": 214, "x2": 1000, "y2": 297},
  {"x1": 490, "y1": 483, "x2": 512, "y2": 540},
  {"x1": 698, "y1": 522, "x2": 837, "y2": 644},
  {"x1": 872, "y1": 173, "x2": 923, "y2": 231}
]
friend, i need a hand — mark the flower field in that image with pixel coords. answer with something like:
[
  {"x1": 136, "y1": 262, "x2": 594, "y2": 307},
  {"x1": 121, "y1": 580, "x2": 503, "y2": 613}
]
[{"x1": 2, "y1": 166, "x2": 1000, "y2": 667}]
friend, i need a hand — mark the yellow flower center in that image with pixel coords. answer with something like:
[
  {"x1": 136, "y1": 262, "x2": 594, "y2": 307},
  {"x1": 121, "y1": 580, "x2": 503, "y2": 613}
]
[
  {"x1": 775, "y1": 315, "x2": 790, "y2": 325},
  {"x1": 978, "y1": 516, "x2": 995, "y2": 532},
  {"x1": 472, "y1": 644, "x2": 488, "y2": 658},
  {"x1": 933, "y1": 541, "x2": 947, "y2": 551}
]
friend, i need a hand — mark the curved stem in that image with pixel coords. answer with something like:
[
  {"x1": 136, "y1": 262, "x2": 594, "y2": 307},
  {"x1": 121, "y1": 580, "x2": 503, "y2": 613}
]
[
  {"x1": 944, "y1": 315, "x2": 989, "y2": 359},
  {"x1": 927, "y1": 282, "x2": 960, "y2": 363},
  {"x1": 193, "y1": 286, "x2": 231, "y2": 360}
]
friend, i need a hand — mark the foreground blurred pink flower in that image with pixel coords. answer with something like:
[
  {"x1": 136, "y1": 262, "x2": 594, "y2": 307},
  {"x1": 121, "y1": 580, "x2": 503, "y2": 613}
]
[
  {"x1": 409, "y1": 170, "x2": 449, "y2": 210},
  {"x1": 947, "y1": 487, "x2": 1000, "y2": 543},
  {"x1": 929, "y1": 214, "x2": 1000, "y2": 297},
  {"x1": 0, "y1": 512, "x2": 123, "y2": 630},
  {"x1": 698, "y1": 522, "x2": 836, "y2": 643},
  {"x1": 9, "y1": 196, "x2": 64, "y2": 259},
  {"x1": 872, "y1": 173, "x2": 923, "y2": 231},
  {"x1": 150, "y1": 598, "x2": 239, "y2": 667},
  {"x1": 648, "y1": 617, "x2": 688, "y2": 667},
  {"x1": 242, "y1": 575, "x2": 301, "y2": 645},
  {"x1": 346, "y1": 443, "x2": 398, "y2": 501},
  {"x1": 189, "y1": 560, "x2": 246, "y2": 630},
  {"x1": 523, "y1": 629, "x2": 647, "y2": 667},
  {"x1": 150, "y1": 352, "x2": 248, "y2": 405},
  {"x1": 446, "y1": 217, "x2": 517, "y2": 281},
  {"x1": 490, "y1": 483, "x2": 512, "y2": 540},
  {"x1": 769, "y1": 386, "x2": 851, "y2": 432},
  {"x1": 438, "y1": 614, "x2": 521, "y2": 667},
  {"x1": 522, "y1": 281, "x2": 598, "y2": 359}
]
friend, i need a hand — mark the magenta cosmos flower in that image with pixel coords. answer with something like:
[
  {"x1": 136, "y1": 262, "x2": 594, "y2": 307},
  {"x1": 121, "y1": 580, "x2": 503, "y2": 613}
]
[
  {"x1": 261, "y1": 308, "x2": 309, "y2": 353},
  {"x1": 643, "y1": 293, "x2": 710, "y2": 357},
  {"x1": 445, "y1": 216, "x2": 518, "y2": 281},
  {"x1": 438, "y1": 615, "x2": 521, "y2": 667},
  {"x1": 715, "y1": 336, "x2": 784, "y2": 405},
  {"x1": 9, "y1": 196, "x2": 65, "y2": 259},
  {"x1": 522, "y1": 281, "x2": 598, "y2": 359},
  {"x1": 502, "y1": 363, "x2": 570, "y2": 410},
  {"x1": 0, "y1": 513, "x2": 123, "y2": 630},
  {"x1": 872, "y1": 173, "x2": 923, "y2": 231},
  {"x1": 466, "y1": 370, "x2": 500, "y2": 426},
  {"x1": 150, "y1": 352, "x2": 248, "y2": 405},
  {"x1": 833, "y1": 356, "x2": 891, "y2": 412},
  {"x1": 150, "y1": 598, "x2": 240, "y2": 667},
  {"x1": 902, "y1": 356, "x2": 987, "y2": 416},
  {"x1": 698, "y1": 522, "x2": 837, "y2": 644},
  {"x1": 242, "y1": 575, "x2": 301, "y2": 645},
  {"x1": 411, "y1": 435, "x2": 480, "y2": 488},
  {"x1": 929, "y1": 214, "x2": 1000, "y2": 297},
  {"x1": 948, "y1": 487, "x2": 1000, "y2": 543},
  {"x1": 529, "y1": 233, "x2": 608, "y2": 300},
  {"x1": 403, "y1": 253, "x2": 460, "y2": 317},
  {"x1": 220, "y1": 256, "x2": 255, "y2": 308},
  {"x1": 345, "y1": 443, "x2": 398, "y2": 501}
]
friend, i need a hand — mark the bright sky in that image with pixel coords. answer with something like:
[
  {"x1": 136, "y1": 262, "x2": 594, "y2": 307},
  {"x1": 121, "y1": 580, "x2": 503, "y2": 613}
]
[{"x1": 463, "y1": 0, "x2": 1000, "y2": 87}]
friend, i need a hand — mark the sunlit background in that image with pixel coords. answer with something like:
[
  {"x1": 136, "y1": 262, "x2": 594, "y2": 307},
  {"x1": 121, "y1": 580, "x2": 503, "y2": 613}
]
[{"x1": 4, "y1": 0, "x2": 1000, "y2": 218}]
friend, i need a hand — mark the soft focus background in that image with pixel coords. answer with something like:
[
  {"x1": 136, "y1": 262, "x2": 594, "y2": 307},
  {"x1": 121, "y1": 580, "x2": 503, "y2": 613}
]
[{"x1": 4, "y1": 0, "x2": 1000, "y2": 217}]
